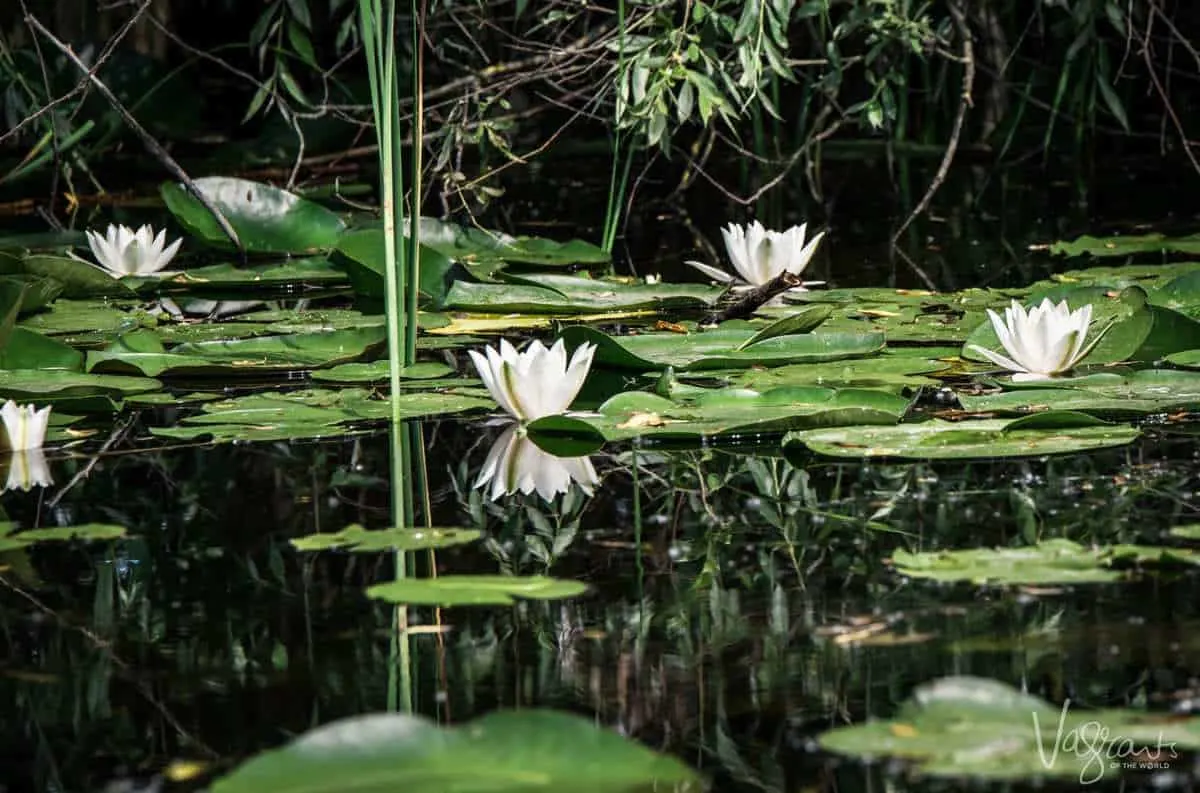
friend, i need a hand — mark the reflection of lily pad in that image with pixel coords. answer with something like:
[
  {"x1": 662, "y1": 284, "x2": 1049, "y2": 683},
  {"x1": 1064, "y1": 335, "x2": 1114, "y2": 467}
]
[
  {"x1": 562, "y1": 325, "x2": 886, "y2": 372},
  {"x1": 819, "y1": 675, "x2": 1200, "y2": 782},
  {"x1": 892, "y1": 538, "x2": 1200, "y2": 585},
  {"x1": 783, "y1": 412, "x2": 1140, "y2": 460},
  {"x1": 291, "y1": 524, "x2": 481, "y2": 552},
  {"x1": 367, "y1": 575, "x2": 588, "y2": 605}
]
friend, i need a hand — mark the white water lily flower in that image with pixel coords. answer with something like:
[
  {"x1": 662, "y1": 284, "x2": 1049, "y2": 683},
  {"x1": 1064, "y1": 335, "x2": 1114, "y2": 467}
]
[
  {"x1": 468, "y1": 338, "x2": 596, "y2": 422},
  {"x1": 85, "y1": 223, "x2": 182, "y2": 277},
  {"x1": 686, "y1": 220, "x2": 826, "y2": 288},
  {"x1": 0, "y1": 400, "x2": 51, "y2": 451},
  {"x1": 968, "y1": 298, "x2": 1105, "y2": 382},
  {"x1": 475, "y1": 423, "x2": 599, "y2": 501},
  {"x1": 4, "y1": 449, "x2": 52, "y2": 492}
]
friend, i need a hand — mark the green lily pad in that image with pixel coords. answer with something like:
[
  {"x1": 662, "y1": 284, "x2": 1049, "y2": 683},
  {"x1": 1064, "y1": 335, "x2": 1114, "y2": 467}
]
[
  {"x1": 211, "y1": 709, "x2": 701, "y2": 793},
  {"x1": 0, "y1": 522, "x2": 126, "y2": 552},
  {"x1": 333, "y1": 228, "x2": 460, "y2": 307},
  {"x1": 87, "y1": 326, "x2": 384, "y2": 377},
  {"x1": 310, "y1": 360, "x2": 455, "y2": 384},
  {"x1": 782, "y1": 412, "x2": 1141, "y2": 460},
  {"x1": 959, "y1": 369, "x2": 1200, "y2": 416},
  {"x1": 2, "y1": 254, "x2": 134, "y2": 298},
  {"x1": 1048, "y1": 232, "x2": 1200, "y2": 258},
  {"x1": 161, "y1": 177, "x2": 346, "y2": 253},
  {"x1": 0, "y1": 327, "x2": 84, "y2": 371},
  {"x1": 411, "y1": 216, "x2": 610, "y2": 267},
  {"x1": 725, "y1": 351, "x2": 952, "y2": 391},
  {"x1": 529, "y1": 386, "x2": 911, "y2": 447},
  {"x1": 1170, "y1": 524, "x2": 1200, "y2": 540},
  {"x1": 443, "y1": 273, "x2": 719, "y2": 314},
  {"x1": 561, "y1": 325, "x2": 886, "y2": 372},
  {"x1": 892, "y1": 538, "x2": 1200, "y2": 585},
  {"x1": 819, "y1": 675, "x2": 1200, "y2": 782},
  {"x1": 162, "y1": 257, "x2": 347, "y2": 288},
  {"x1": 0, "y1": 370, "x2": 160, "y2": 404},
  {"x1": 291, "y1": 524, "x2": 481, "y2": 552},
  {"x1": 367, "y1": 574, "x2": 588, "y2": 606},
  {"x1": 18, "y1": 299, "x2": 148, "y2": 337},
  {"x1": 151, "y1": 388, "x2": 491, "y2": 442}
]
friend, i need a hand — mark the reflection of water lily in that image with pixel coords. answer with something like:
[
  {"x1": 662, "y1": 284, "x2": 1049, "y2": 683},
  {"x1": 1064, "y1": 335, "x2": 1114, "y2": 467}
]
[
  {"x1": 0, "y1": 401, "x2": 51, "y2": 451},
  {"x1": 476, "y1": 424, "x2": 598, "y2": 501},
  {"x1": 968, "y1": 299, "x2": 1104, "y2": 382},
  {"x1": 468, "y1": 338, "x2": 596, "y2": 422},
  {"x1": 686, "y1": 220, "x2": 825, "y2": 288},
  {"x1": 86, "y1": 223, "x2": 182, "y2": 277},
  {"x1": 4, "y1": 450, "x2": 52, "y2": 492}
]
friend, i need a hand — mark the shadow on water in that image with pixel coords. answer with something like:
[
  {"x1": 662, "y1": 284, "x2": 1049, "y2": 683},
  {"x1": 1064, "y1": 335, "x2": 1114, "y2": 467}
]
[
  {"x1": 1, "y1": 155, "x2": 1200, "y2": 791},
  {"x1": 2, "y1": 416, "x2": 1199, "y2": 790}
]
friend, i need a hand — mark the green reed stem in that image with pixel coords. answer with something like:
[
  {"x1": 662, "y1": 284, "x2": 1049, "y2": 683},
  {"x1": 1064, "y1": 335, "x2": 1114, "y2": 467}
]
[
  {"x1": 359, "y1": 0, "x2": 415, "y2": 714},
  {"x1": 601, "y1": 0, "x2": 629, "y2": 256}
]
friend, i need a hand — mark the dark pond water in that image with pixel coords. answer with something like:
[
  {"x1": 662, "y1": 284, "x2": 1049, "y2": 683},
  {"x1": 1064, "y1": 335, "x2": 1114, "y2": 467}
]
[{"x1": 2, "y1": 154, "x2": 1200, "y2": 791}]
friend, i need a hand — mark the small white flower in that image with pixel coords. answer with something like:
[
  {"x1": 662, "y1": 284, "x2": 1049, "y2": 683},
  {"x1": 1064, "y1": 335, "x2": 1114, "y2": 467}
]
[
  {"x1": 475, "y1": 423, "x2": 598, "y2": 502},
  {"x1": 968, "y1": 298, "x2": 1105, "y2": 382},
  {"x1": 85, "y1": 223, "x2": 182, "y2": 277},
  {"x1": 685, "y1": 220, "x2": 826, "y2": 288},
  {"x1": 4, "y1": 449, "x2": 52, "y2": 492},
  {"x1": 468, "y1": 338, "x2": 596, "y2": 422},
  {"x1": 644, "y1": 273, "x2": 662, "y2": 285},
  {"x1": 0, "y1": 401, "x2": 51, "y2": 451}
]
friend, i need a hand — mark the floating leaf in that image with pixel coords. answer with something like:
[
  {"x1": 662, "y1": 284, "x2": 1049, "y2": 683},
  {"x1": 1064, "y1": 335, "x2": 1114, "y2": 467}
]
[
  {"x1": 819, "y1": 675, "x2": 1200, "y2": 781},
  {"x1": 211, "y1": 710, "x2": 701, "y2": 793},
  {"x1": 1047, "y1": 232, "x2": 1200, "y2": 258},
  {"x1": 367, "y1": 575, "x2": 588, "y2": 605},
  {"x1": 443, "y1": 274, "x2": 718, "y2": 315},
  {"x1": 783, "y1": 412, "x2": 1140, "y2": 460},
  {"x1": 562, "y1": 325, "x2": 886, "y2": 371},
  {"x1": 530, "y1": 386, "x2": 911, "y2": 447},
  {"x1": 890, "y1": 538, "x2": 1200, "y2": 585},
  {"x1": 291, "y1": 524, "x2": 481, "y2": 552},
  {"x1": 735, "y1": 304, "x2": 832, "y2": 349},
  {"x1": 161, "y1": 176, "x2": 346, "y2": 253}
]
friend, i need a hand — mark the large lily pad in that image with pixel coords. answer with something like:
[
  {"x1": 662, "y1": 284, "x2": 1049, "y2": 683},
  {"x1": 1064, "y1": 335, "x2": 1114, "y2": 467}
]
[
  {"x1": 959, "y1": 369, "x2": 1200, "y2": 416},
  {"x1": 892, "y1": 538, "x2": 1200, "y2": 585},
  {"x1": 211, "y1": 709, "x2": 701, "y2": 793},
  {"x1": 0, "y1": 522, "x2": 127, "y2": 553},
  {"x1": 529, "y1": 386, "x2": 911, "y2": 448},
  {"x1": 1047, "y1": 232, "x2": 1200, "y2": 258},
  {"x1": 561, "y1": 325, "x2": 886, "y2": 372},
  {"x1": 819, "y1": 675, "x2": 1200, "y2": 782},
  {"x1": 3, "y1": 254, "x2": 133, "y2": 297},
  {"x1": 87, "y1": 327, "x2": 384, "y2": 377},
  {"x1": 333, "y1": 228, "x2": 460, "y2": 307},
  {"x1": 443, "y1": 273, "x2": 719, "y2": 314},
  {"x1": 163, "y1": 258, "x2": 347, "y2": 288},
  {"x1": 291, "y1": 524, "x2": 481, "y2": 552},
  {"x1": 783, "y1": 412, "x2": 1141, "y2": 460},
  {"x1": 367, "y1": 575, "x2": 588, "y2": 606},
  {"x1": 161, "y1": 176, "x2": 346, "y2": 253}
]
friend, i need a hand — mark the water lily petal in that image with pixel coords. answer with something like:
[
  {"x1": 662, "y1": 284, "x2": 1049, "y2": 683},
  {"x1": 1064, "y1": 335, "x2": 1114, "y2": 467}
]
[
  {"x1": 683, "y1": 260, "x2": 735, "y2": 284},
  {"x1": 967, "y1": 344, "x2": 1030, "y2": 376}
]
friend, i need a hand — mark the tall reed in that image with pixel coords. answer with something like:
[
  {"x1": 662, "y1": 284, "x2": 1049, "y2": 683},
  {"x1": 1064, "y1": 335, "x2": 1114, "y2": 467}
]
[{"x1": 358, "y1": 0, "x2": 424, "y2": 714}]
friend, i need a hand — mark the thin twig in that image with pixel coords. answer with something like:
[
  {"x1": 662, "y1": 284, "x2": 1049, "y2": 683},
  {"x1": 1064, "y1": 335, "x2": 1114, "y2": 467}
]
[
  {"x1": 25, "y1": 12, "x2": 245, "y2": 256},
  {"x1": 890, "y1": 0, "x2": 975, "y2": 249},
  {"x1": 48, "y1": 416, "x2": 134, "y2": 509},
  {"x1": 701, "y1": 272, "x2": 804, "y2": 325}
]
